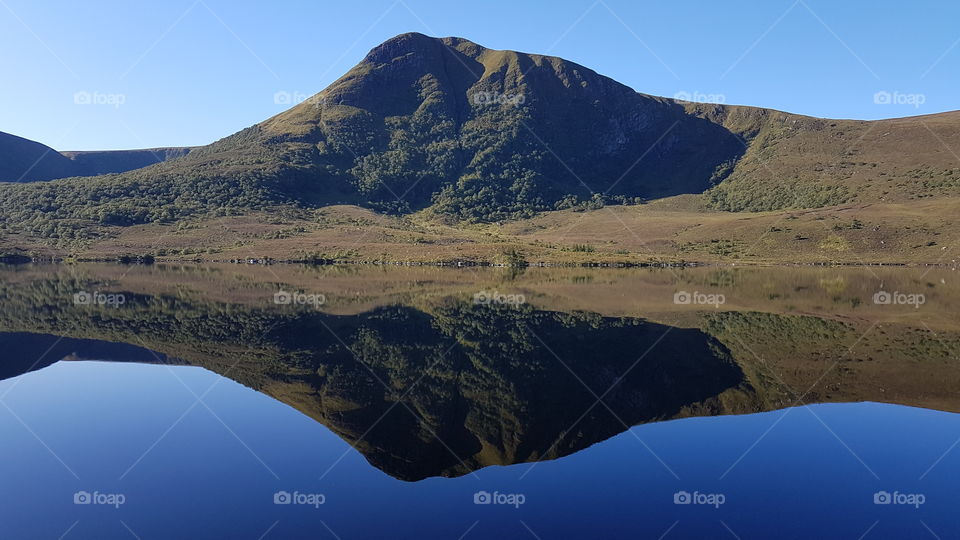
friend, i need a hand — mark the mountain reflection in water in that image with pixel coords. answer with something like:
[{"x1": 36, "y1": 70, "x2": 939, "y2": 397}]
[{"x1": 1, "y1": 263, "x2": 958, "y2": 481}]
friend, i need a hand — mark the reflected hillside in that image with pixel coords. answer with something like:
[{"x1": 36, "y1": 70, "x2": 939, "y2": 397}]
[
  {"x1": 0, "y1": 263, "x2": 958, "y2": 479},
  {"x1": 0, "y1": 332, "x2": 181, "y2": 381}
]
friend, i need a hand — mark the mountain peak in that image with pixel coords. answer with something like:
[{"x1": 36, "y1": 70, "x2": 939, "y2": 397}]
[
  {"x1": 361, "y1": 33, "x2": 492, "y2": 65},
  {"x1": 363, "y1": 32, "x2": 446, "y2": 64},
  {"x1": 378, "y1": 31, "x2": 436, "y2": 45}
]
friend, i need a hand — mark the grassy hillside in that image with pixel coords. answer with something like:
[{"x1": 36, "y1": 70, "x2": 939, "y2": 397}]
[
  {"x1": 687, "y1": 105, "x2": 960, "y2": 211},
  {"x1": 9, "y1": 197, "x2": 949, "y2": 265}
]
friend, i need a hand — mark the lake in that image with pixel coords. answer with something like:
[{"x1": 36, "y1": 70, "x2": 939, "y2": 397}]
[{"x1": 0, "y1": 262, "x2": 958, "y2": 539}]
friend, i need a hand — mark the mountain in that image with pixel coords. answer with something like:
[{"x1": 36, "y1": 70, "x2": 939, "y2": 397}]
[
  {"x1": 256, "y1": 32, "x2": 744, "y2": 215},
  {"x1": 0, "y1": 130, "x2": 192, "y2": 182},
  {"x1": 0, "y1": 32, "x2": 958, "y2": 250},
  {"x1": 0, "y1": 131, "x2": 77, "y2": 182}
]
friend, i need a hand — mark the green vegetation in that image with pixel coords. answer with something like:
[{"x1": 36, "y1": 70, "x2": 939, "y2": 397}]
[
  {"x1": 703, "y1": 311, "x2": 853, "y2": 348},
  {"x1": 705, "y1": 177, "x2": 850, "y2": 212}
]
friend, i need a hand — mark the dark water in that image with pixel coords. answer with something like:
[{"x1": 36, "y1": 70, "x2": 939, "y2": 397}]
[{"x1": 0, "y1": 263, "x2": 957, "y2": 538}]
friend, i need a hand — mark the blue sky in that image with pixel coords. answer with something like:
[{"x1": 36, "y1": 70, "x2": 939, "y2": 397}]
[{"x1": 1, "y1": 0, "x2": 957, "y2": 150}]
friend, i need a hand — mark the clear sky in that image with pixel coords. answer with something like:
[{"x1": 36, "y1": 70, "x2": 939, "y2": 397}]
[{"x1": 1, "y1": 0, "x2": 957, "y2": 150}]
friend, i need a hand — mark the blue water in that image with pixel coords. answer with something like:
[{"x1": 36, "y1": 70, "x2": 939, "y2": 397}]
[{"x1": 1, "y1": 361, "x2": 958, "y2": 539}]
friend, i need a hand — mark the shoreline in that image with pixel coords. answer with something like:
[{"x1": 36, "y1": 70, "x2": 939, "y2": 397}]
[{"x1": 4, "y1": 254, "x2": 955, "y2": 269}]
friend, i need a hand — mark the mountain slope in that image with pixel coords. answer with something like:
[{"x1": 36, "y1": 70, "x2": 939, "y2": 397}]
[{"x1": 686, "y1": 104, "x2": 960, "y2": 211}]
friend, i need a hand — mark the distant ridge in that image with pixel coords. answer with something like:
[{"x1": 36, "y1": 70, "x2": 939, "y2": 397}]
[
  {"x1": 61, "y1": 147, "x2": 193, "y2": 176},
  {"x1": 0, "y1": 130, "x2": 192, "y2": 182}
]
